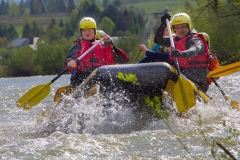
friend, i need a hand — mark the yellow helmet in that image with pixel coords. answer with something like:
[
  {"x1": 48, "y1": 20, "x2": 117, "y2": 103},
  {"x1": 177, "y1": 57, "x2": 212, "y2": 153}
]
[
  {"x1": 95, "y1": 30, "x2": 105, "y2": 40},
  {"x1": 79, "y1": 17, "x2": 97, "y2": 30},
  {"x1": 199, "y1": 32, "x2": 210, "y2": 49},
  {"x1": 171, "y1": 13, "x2": 192, "y2": 30}
]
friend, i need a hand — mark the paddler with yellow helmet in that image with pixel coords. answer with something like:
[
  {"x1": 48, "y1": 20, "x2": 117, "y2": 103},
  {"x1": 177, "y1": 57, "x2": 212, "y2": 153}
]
[
  {"x1": 64, "y1": 17, "x2": 129, "y2": 88},
  {"x1": 154, "y1": 13, "x2": 210, "y2": 92}
]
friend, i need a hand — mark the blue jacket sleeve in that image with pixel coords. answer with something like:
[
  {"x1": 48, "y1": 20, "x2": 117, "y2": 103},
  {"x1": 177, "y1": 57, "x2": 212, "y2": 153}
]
[
  {"x1": 138, "y1": 56, "x2": 154, "y2": 63},
  {"x1": 145, "y1": 50, "x2": 170, "y2": 62}
]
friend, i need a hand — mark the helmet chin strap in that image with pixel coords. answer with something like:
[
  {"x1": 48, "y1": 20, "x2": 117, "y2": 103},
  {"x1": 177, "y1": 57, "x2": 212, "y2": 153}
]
[{"x1": 82, "y1": 38, "x2": 95, "y2": 42}]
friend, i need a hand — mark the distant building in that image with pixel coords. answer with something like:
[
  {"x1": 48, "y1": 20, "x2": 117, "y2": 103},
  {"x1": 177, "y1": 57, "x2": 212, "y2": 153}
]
[
  {"x1": 8, "y1": 37, "x2": 40, "y2": 51},
  {"x1": 8, "y1": 38, "x2": 31, "y2": 47},
  {"x1": 29, "y1": 37, "x2": 39, "y2": 51}
]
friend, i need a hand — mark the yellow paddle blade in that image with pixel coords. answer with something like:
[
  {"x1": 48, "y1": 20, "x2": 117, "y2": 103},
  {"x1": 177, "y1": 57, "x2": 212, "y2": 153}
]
[
  {"x1": 174, "y1": 76, "x2": 196, "y2": 113},
  {"x1": 224, "y1": 96, "x2": 240, "y2": 110},
  {"x1": 16, "y1": 82, "x2": 51, "y2": 110},
  {"x1": 54, "y1": 85, "x2": 72, "y2": 102},
  {"x1": 207, "y1": 61, "x2": 240, "y2": 78},
  {"x1": 231, "y1": 100, "x2": 240, "y2": 110},
  {"x1": 189, "y1": 80, "x2": 210, "y2": 103}
]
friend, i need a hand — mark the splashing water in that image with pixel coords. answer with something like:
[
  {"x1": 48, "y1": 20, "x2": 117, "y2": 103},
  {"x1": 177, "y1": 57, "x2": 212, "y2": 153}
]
[
  {"x1": 40, "y1": 84, "x2": 158, "y2": 135},
  {"x1": 1, "y1": 74, "x2": 240, "y2": 159}
]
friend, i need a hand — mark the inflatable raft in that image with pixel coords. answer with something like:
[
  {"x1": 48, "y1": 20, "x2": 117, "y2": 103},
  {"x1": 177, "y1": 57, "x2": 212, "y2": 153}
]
[{"x1": 73, "y1": 62, "x2": 178, "y2": 101}]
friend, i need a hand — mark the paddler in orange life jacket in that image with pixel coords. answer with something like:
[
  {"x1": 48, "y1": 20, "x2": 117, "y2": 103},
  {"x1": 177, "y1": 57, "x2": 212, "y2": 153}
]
[
  {"x1": 154, "y1": 13, "x2": 210, "y2": 92},
  {"x1": 64, "y1": 17, "x2": 129, "y2": 87},
  {"x1": 199, "y1": 32, "x2": 220, "y2": 84}
]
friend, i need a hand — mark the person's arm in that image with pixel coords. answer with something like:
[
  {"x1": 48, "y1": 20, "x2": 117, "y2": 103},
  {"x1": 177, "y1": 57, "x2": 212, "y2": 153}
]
[
  {"x1": 138, "y1": 56, "x2": 153, "y2": 63},
  {"x1": 106, "y1": 40, "x2": 129, "y2": 64},
  {"x1": 64, "y1": 41, "x2": 80, "y2": 69},
  {"x1": 172, "y1": 36, "x2": 204, "y2": 58},
  {"x1": 154, "y1": 14, "x2": 171, "y2": 47},
  {"x1": 145, "y1": 50, "x2": 169, "y2": 62},
  {"x1": 139, "y1": 44, "x2": 169, "y2": 62},
  {"x1": 154, "y1": 24, "x2": 170, "y2": 46}
]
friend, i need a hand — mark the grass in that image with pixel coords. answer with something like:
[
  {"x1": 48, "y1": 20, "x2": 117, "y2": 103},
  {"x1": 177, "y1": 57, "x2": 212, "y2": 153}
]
[{"x1": 123, "y1": 0, "x2": 186, "y2": 14}]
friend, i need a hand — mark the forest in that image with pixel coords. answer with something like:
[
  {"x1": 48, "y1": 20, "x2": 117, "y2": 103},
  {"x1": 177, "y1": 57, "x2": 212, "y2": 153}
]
[{"x1": 0, "y1": 0, "x2": 240, "y2": 77}]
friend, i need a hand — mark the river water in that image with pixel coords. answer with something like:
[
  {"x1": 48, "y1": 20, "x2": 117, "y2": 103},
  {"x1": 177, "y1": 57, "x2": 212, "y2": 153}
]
[{"x1": 0, "y1": 73, "x2": 240, "y2": 159}]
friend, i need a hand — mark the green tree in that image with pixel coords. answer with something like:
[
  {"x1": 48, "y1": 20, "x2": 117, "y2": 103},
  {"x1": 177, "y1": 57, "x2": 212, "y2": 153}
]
[
  {"x1": 25, "y1": 0, "x2": 30, "y2": 8},
  {"x1": 29, "y1": 0, "x2": 46, "y2": 14},
  {"x1": 114, "y1": 33, "x2": 141, "y2": 61},
  {"x1": 6, "y1": 47, "x2": 36, "y2": 77},
  {"x1": 64, "y1": 9, "x2": 79, "y2": 37},
  {"x1": 184, "y1": 0, "x2": 240, "y2": 63},
  {"x1": 67, "y1": 0, "x2": 75, "y2": 12},
  {"x1": 10, "y1": 2, "x2": 20, "y2": 16},
  {"x1": 129, "y1": 18, "x2": 140, "y2": 35},
  {"x1": 35, "y1": 37, "x2": 72, "y2": 75},
  {"x1": 3, "y1": 26, "x2": 7, "y2": 37},
  {"x1": 98, "y1": 17, "x2": 115, "y2": 35},
  {"x1": 0, "y1": 0, "x2": 10, "y2": 16},
  {"x1": 56, "y1": 0, "x2": 66, "y2": 12},
  {"x1": 18, "y1": 0, "x2": 26, "y2": 15},
  {"x1": 0, "y1": 26, "x2": 4, "y2": 37},
  {"x1": 7, "y1": 24, "x2": 18, "y2": 41},
  {"x1": 22, "y1": 23, "x2": 32, "y2": 39},
  {"x1": 32, "y1": 21, "x2": 40, "y2": 37},
  {"x1": 0, "y1": 37, "x2": 8, "y2": 48},
  {"x1": 79, "y1": 0, "x2": 91, "y2": 15},
  {"x1": 44, "y1": 26, "x2": 63, "y2": 44},
  {"x1": 85, "y1": 4, "x2": 102, "y2": 22},
  {"x1": 48, "y1": 17, "x2": 56, "y2": 29},
  {"x1": 113, "y1": 0, "x2": 121, "y2": 6},
  {"x1": 5, "y1": 0, "x2": 10, "y2": 16},
  {"x1": 59, "y1": 18, "x2": 64, "y2": 27},
  {"x1": 47, "y1": 0, "x2": 56, "y2": 13},
  {"x1": 103, "y1": 0, "x2": 108, "y2": 8},
  {"x1": 0, "y1": 0, "x2": 6, "y2": 16},
  {"x1": 101, "y1": 5, "x2": 120, "y2": 32}
]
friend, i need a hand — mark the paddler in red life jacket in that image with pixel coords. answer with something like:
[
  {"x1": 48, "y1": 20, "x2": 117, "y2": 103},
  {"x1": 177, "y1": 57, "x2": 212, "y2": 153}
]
[
  {"x1": 64, "y1": 17, "x2": 129, "y2": 88},
  {"x1": 95, "y1": 29, "x2": 129, "y2": 64},
  {"x1": 154, "y1": 13, "x2": 210, "y2": 92}
]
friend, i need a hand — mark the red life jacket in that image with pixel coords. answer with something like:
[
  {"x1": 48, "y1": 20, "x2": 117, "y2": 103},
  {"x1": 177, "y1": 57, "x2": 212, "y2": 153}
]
[
  {"x1": 169, "y1": 34, "x2": 210, "y2": 69},
  {"x1": 75, "y1": 39, "x2": 115, "y2": 72}
]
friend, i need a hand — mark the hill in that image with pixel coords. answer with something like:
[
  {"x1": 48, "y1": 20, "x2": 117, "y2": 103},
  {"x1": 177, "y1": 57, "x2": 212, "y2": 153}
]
[
  {"x1": 123, "y1": 0, "x2": 186, "y2": 14},
  {"x1": 0, "y1": 0, "x2": 188, "y2": 34},
  {"x1": 0, "y1": 12, "x2": 70, "y2": 27}
]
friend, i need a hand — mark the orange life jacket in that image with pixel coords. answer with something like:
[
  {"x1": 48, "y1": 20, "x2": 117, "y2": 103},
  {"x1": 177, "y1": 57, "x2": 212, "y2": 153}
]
[{"x1": 207, "y1": 53, "x2": 220, "y2": 84}]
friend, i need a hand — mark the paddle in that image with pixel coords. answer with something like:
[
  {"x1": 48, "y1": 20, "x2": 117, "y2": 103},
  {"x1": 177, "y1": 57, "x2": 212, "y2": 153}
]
[
  {"x1": 54, "y1": 85, "x2": 72, "y2": 102},
  {"x1": 131, "y1": 51, "x2": 142, "y2": 63},
  {"x1": 16, "y1": 38, "x2": 104, "y2": 110},
  {"x1": 166, "y1": 19, "x2": 196, "y2": 113},
  {"x1": 211, "y1": 78, "x2": 240, "y2": 109},
  {"x1": 207, "y1": 61, "x2": 240, "y2": 78}
]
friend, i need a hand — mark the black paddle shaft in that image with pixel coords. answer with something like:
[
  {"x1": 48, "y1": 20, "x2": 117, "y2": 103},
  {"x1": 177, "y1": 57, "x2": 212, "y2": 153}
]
[
  {"x1": 211, "y1": 78, "x2": 226, "y2": 97},
  {"x1": 51, "y1": 66, "x2": 71, "y2": 83}
]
